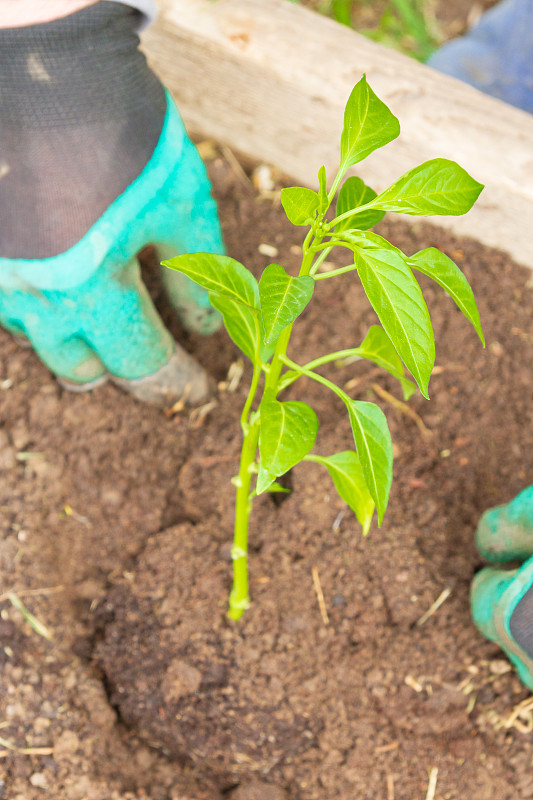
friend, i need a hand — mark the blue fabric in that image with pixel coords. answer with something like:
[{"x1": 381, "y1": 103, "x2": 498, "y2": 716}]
[
  {"x1": 0, "y1": 91, "x2": 225, "y2": 382},
  {"x1": 428, "y1": 0, "x2": 533, "y2": 114},
  {"x1": 472, "y1": 486, "x2": 533, "y2": 689}
]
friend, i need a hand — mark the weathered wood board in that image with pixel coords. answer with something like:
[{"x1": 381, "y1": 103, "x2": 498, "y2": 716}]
[{"x1": 143, "y1": 0, "x2": 533, "y2": 269}]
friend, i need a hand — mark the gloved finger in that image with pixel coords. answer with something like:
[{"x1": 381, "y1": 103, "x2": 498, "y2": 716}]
[
  {"x1": 108, "y1": 93, "x2": 225, "y2": 337},
  {"x1": 79, "y1": 257, "x2": 174, "y2": 381},
  {"x1": 471, "y1": 556, "x2": 533, "y2": 690},
  {"x1": 0, "y1": 287, "x2": 107, "y2": 384},
  {"x1": 158, "y1": 246, "x2": 222, "y2": 336},
  {"x1": 78, "y1": 256, "x2": 211, "y2": 407},
  {"x1": 150, "y1": 130, "x2": 225, "y2": 336},
  {"x1": 475, "y1": 486, "x2": 533, "y2": 563}
]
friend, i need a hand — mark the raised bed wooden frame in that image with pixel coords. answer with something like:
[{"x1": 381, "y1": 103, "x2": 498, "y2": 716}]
[{"x1": 143, "y1": 0, "x2": 533, "y2": 270}]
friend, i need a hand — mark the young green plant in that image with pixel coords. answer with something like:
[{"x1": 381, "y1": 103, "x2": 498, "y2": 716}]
[{"x1": 163, "y1": 75, "x2": 484, "y2": 620}]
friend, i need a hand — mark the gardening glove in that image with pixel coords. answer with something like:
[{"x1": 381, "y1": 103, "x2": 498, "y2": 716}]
[
  {"x1": 427, "y1": 0, "x2": 533, "y2": 114},
  {"x1": 471, "y1": 486, "x2": 533, "y2": 689},
  {"x1": 0, "y1": 1, "x2": 224, "y2": 406}
]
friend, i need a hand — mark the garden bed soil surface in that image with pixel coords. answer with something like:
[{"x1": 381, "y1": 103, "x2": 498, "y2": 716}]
[{"x1": 2, "y1": 150, "x2": 533, "y2": 800}]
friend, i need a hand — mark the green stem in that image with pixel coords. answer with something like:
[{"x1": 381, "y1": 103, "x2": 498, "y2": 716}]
[
  {"x1": 309, "y1": 246, "x2": 334, "y2": 275},
  {"x1": 278, "y1": 348, "x2": 362, "y2": 391},
  {"x1": 303, "y1": 349, "x2": 362, "y2": 372},
  {"x1": 241, "y1": 365, "x2": 261, "y2": 432},
  {"x1": 265, "y1": 325, "x2": 293, "y2": 393},
  {"x1": 300, "y1": 233, "x2": 317, "y2": 277},
  {"x1": 314, "y1": 264, "x2": 359, "y2": 281},
  {"x1": 328, "y1": 167, "x2": 345, "y2": 203},
  {"x1": 228, "y1": 222, "x2": 327, "y2": 620},
  {"x1": 304, "y1": 453, "x2": 329, "y2": 466},
  {"x1": 228, "y1": 419, "x2": 260, "y2": 620},
  {"x1": 280, "y1": 355, "x2": 351, "y2": 405},
  {"x1": 329, "y1": 200, "x2": 376, "y2": 228}
]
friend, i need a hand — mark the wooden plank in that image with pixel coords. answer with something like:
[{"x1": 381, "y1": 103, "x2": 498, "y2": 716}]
[{"x1": 142, "y1": 0, "x2": 533, "y2": 269}]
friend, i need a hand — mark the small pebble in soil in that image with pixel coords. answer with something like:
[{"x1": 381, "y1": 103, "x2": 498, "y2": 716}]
[
  {"x1": 29, "y1": 773, "x2": 48, "y2": 789},
  {"x1": 332, "y1": 594, "x2": 346, "y2": 607},
  {"x1": 258, "y1": 243, "x2": 278, "y2": 258},
  {"x1": 232, "y1": 780, "x2": 286, "y2": 800}
]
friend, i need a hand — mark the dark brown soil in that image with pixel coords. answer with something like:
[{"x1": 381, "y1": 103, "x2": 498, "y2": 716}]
[{"x1": 1, "y1": 143, "x2": 533, "y2": 799}]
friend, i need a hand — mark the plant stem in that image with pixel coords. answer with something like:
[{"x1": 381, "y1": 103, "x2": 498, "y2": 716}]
[
  {"x1": 240, "y1": 365, "x2": 261, "y2": 432},
  {"x1": 228, "y1": 221, "x2": 326, "y2": 620},
  {"x1": 278, "y1": 348, "x2": 363, "y2": 391},
  {"x1": 328, "y1": 168, "x2": 345, "y2": 203},
  {"x1": 228, "y1": 419, "x2": 260, "y2": 620},
  {"x1": 313, "y1": 263, "x2": 359, "y2": 280},
  {"x1": 329, "y1": 200, "x2": 375, "y2": 228},
  {"x1": 280, "y1": 355, "x2": 352, "y2": 405},
  {"x1": 309, "y1": 246, "x2": 334, "y2": 275}
]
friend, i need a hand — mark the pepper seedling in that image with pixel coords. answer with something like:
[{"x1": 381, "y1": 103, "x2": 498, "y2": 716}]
[{"x1": 163, "y1": 75, "x2": 484, "y2": 620}]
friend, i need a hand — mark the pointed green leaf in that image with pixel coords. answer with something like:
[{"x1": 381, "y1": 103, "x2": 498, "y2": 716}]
[
  {"x1": 259, "y1": 264, "x2": 314, "y2": 344},
  {"x1": 281, "y1": 187, "x2": 320, "y2": 226},
  {"x1": 369, "y1": 159, "x2": 484, "y2": 216},
  {"x1": 343, "y1": 230, "x2": 402, "y2": 253},
  {"x1": 340, "y1": 75, "x2": 400, "y2": 169},
  {"x1": 355, "y1": 325, "x2": 416, "y2": 399},
  {"x1": 345, "y1": 400, "x2": 393, "y2": 523},
  {"x1": 354, "y1": 248, "x2": 434, "y2": 398},
  {"x1": 257, "y1": 397, "x2": 318, "y2": 494},
  {"x1": 357, "y1": 325, "x2": 405, "y2": 376},
  {"x1": 408, "y1": 248, "x2": 485, "y2": 345},
  {"x1": 398, "y1": 377, "x2": 417, "y2": 401},
  {"x1": 264, "y1": 481, "x2": 291, "y2": 494},
  {"x1": 336, "y1": 176, "x2": 385, "y2": 231},
  {"x1": 314, "y1": 451, "x2": 375, "y2": 534},
  {"x1": 318, "y1": 166, "x2": 328, "y2": 213},
  {"x1": 209, "y1": 294, "x2": 260, "y2": 362},
  {"x1": 329, "y1": 327, "x2": 415, "y2": 400},
  {"x1": 162, "y1": 253, "x2": 259, "y2": 310}
]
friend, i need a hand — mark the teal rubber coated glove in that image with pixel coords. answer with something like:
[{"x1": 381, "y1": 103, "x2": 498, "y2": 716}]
[
  {"x1": 0, "y1": 3, "x2": 223, "y2": 407},
  {"x1": 0, "y1": 93, "x2": 223, "y2": 403},
  {"x1": 471, "y1": 487, "x2": 533, "y2": 689}
]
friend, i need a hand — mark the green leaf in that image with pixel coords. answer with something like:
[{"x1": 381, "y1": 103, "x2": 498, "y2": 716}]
[
  {"x1": 281, "y1": 187, "x2": 320, "y2": 226},
  {"x1": 331, "y1": 0, "x2": 353, "y2": 26},
  {"x1": 342, "y1": 230, "x2": 402, "y2": 253},
  {"x1": 209, "y1": 294, "x2": 261, "y2": 362},
  {"x1": 408, "y1": 248, "x2": 485, "y2": 345},
  {"x1": 257, "y1": 397, "x2": 318, "y2": 494},
  {"x1": 398, "y1": 377, "x2": 417, "y2": 401},
  {"x1": 259, "y1": 264, "x2": 314, "y2": 344},
  {"x1": 355, "y1": 325, "x2": 416, "y2": 399},
  {"x1": 354, "y1": 248, "x2": 434, "y2": 398},
  {"x1": 264, "y1": 481, "x2": 291, "y2": 494},
  {"x1": 340, "y1": 75, "x2": 400, "y2": 169},
  {"x1": 162, "y1": 253, "x2": 259, "y2": 310},
  {"x1": 318, "y1": 166, "x2": 328, "y2": 213},
  {"x1": 369, "y1": 159, "x2": 484, "y2": 216},
  {"x1": 357, "y1": 325, "x2": 404, "y2": 375},
  {"x1": 345, "y1": 400, "x2": 393, "y2": 523},
  {"x1": 313, "y1": 451, "x2": 375, "y2": 534},
  {"x1": 336, "y1": 176, "x2": 385, "y2": 231}
]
